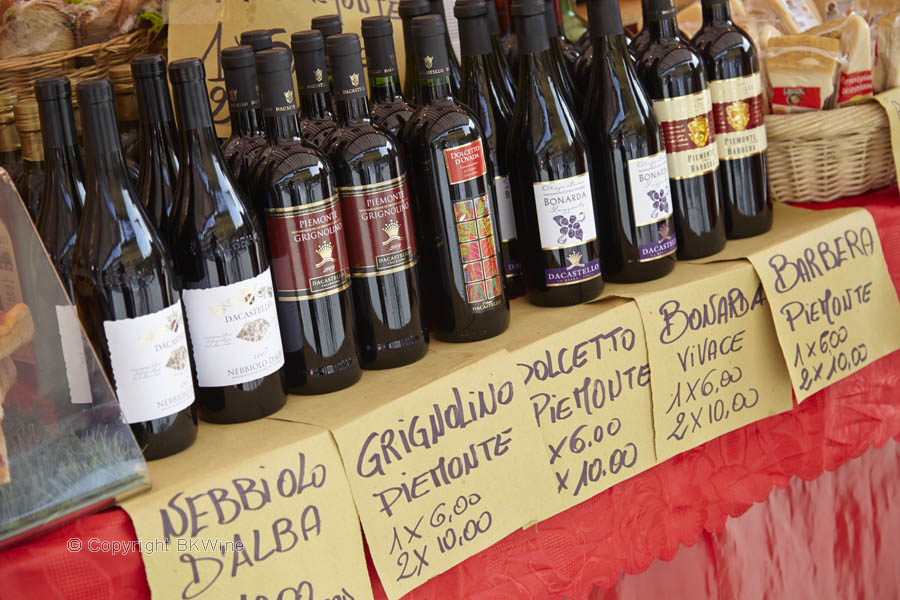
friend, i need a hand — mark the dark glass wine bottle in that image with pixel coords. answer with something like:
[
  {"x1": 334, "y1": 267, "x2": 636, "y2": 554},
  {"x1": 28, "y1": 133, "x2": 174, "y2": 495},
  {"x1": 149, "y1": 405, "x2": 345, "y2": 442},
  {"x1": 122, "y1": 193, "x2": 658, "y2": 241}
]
[
  {"x1": 456, "y1": 0, "x2": 525, "y2": 297},
  {"x1": 543, "y1": 0, "x2": 582, "y2": 113},
  {"x1": 427, "y1": 0, "x2": 463, "y2": 96},
  {"x1": 13, "y1": 100, "x2": 44, "y2": 220},
  {"x1": 311, "y1": 14, "x2": 342, "y2": 40},
  {"x1": 132, "y1": 54, "x2": 181, "y2": 242},
  {"x1": 404, "y1": 15, "x2": 511, "y2": 339},
  {"x1": 547, "y1": 0, "x2": 581, "y2": 76},
  {"x1": 692, "y1": 0, "x2": 771, "y2": 238},
  {"x1": 324, "y1": 34, "x2": 429, "y2": 365},
  {"x1": 399, "y1": 0, "x2": 433, "y2": 105},
  {"x1": 584, "y1": 0, "x2": 677, "y2": 283},
  {"x1": 291, "y1": 30, "x2": 340, "y2": 147},
  {"x1": 361, "y1": 16, "x2": 415, "y2": 138},
  {"x1": 221, "y1": 46, "x2": 268, "y2": 192},
  {"x1": 631, "y1": 0, "x2": 692, "y2": 59},
  {"x1": 253, "y1": 47, "x2": 361, "y2": 394},
  {"x1": 486, "y1": 0, "x2": 518, "y2": 102},
  {"x1": 72, "y1": 79, "x2": 197, "y2": 460},
  {"x1": 574, "y1": 43, "x2": 593, "y2": 97},
  {"x1": 637, "y1": 0, "x2": 725, "y2": 259},
  {"x1": 108, "y1": 64, "x2": 141, "y2": 184},
  {"x1": 240, "y1": 29, "x2": 274, "y2": 52},
  {"x1": 503, "y1": 1, "x2": 520, "y2": 75},
  {"x1": 507, "y1": 0, "x2": 604, "y2": 306},
  {"x1": 35, "y1": 76, "x2": 86, "y2": 299},
  {"x1": 168, "y1": 59, "x2": 286, "y2": 424},
  {"x1": 0, "y1": 93, "x2": 22, "y2": 186}
]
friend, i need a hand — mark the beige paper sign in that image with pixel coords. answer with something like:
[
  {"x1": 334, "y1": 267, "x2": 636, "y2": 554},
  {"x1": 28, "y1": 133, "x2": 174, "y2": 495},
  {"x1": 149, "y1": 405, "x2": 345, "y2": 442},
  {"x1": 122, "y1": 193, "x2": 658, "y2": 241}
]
[
  {"x1": 122, "y1": 419, "x2": 373, "y2": 600},
  {"x1": 326, "y1": 351, "x2": 555, "y2": 600},
  {"x1": 604, "y1": 261, "x2": 794, "y2": 461},
  {"x1": 168, "y1": 0, "x2": 408, "y2": 138},
  {"x1": 874, "y1": 87, "x2": 900, "y2": 187},
  {"x1": 744, "y1": 205, "x2": 900, "y2": 400},
  {"x1": 508, "y1": 300, "x2": 657, "y2": 517}
]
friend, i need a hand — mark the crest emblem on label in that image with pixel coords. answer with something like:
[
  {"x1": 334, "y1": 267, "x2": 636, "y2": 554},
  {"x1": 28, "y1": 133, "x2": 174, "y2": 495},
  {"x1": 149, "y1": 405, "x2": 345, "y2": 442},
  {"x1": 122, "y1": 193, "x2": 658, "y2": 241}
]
[
  {"x1": 228, "y1": 89, "x2": 238, "y2": 102},
  {"x1": 349, "y1": 72, "x2": 360, "y2": 86},
  {"x1": 284, "y1": 90, "x2": 294, "y2": 105},
  {"x1": 314, "y1": 68, "x2": 323, "y2": 82},
  {"x1": 566, "y1": 251, "x2": 584, "y2": 270},
  {"x1": 382, "y1": 220, "x2": 403, "y2": 245},
  {"x1": 424, "y1": 56, "x2": 433, "y2": 68},
  {"x1": 726, "y1": 100, "x2": 750, "y2": 131},
  {"x1": 687, "y1": 115, "x2": 710, "y2": 147},
  {"x1": 315, "y1": 241, "x2": 335, "y2": 268}
]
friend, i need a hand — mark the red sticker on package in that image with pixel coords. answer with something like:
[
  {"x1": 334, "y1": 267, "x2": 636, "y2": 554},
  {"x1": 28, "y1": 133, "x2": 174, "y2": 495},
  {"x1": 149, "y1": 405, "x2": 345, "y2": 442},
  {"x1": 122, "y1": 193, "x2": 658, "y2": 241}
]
[
  {"x1": 772, "y1": 87, "x2": 822, "y2": 111},
  {"x1": 838, "y1": 70, "x2": 873, "y2": 104},
  {"x1": 444, "y1": 139, "x2": 488, "y2": 185}
]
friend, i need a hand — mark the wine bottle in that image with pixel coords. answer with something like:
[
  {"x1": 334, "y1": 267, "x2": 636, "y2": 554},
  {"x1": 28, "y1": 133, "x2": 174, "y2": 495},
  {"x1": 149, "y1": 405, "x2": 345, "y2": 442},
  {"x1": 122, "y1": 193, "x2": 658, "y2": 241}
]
[
  {"x1": 132, "y1": 54, "x2": 181, "y2": 242},
  {"x1": 574, "y1": 44, "x2": 593, "y2": 96},
  {"x1": 455, "y1": 0, "x2": 525, "y2": 298},
  {"x1": 0, "y1": 93, "x2": 22, "y2": 186},
  {"x1": 692, "y1": 0, "x2": 771, "y2": 238},
  {"x1": 253, "y1": 47, "x2": 361, "y2": 394},
  {"x1": 584, "y1": 0, "x2": 677, "y2": 283},
  {"x1": 486, "y1": 0, "x2": 518, "y2": 102},
  {"x1": 291, "y1": 30, "x2": 340, "y2": 147},
  {"x1": 405, "y1": 15, "x2": 511, "y2": 339},
  {"x1": 311, "y1": 14, "x2": 342, "y2": 40},
  {"x1": 637, "y1": 0, "x2": 725, "y2": 259},
  {"x1": 630, "y1": 0, "x2": 692, "y2": 59},
  {"x1": 399, "y1": 0, "x2": 433, "y2": 105},
  {"x1": 324, "y1": 34, "x2": 429, "y2": 365},
  {"x1": 72, "y1": 79, "x2": 197, "y2": 459},
  {"x1": 13, "y1": 100, "x2": 44, "y2": 220},
  {"x1": 108, "y1": 64, "x2": 141, "y2": 184},
  {"x1": 240, "y1": 29, "x2": 273, "y2": 52},
  {"x1": 361, "y1": 16, "x2": 415, "y2": 137},
  {"x1": 502, "y1": 2, "x2": 520, "y2": 76},
  {"x1": 427, "y1": 0, "x2": 463, "y2": 96},
  {"x1": 542, "y1": 0, "x2": 582, "y2": 114},
  {"x1": 221, "y1": 46, "x2": 268, "y2": 191},
  {"x1": 547, "y1": 0, "x2": 581, "y2": 75},
  {"x1": 507, "y1": 0, "x2": 604, "y2": 306},
  {"x1": 168, "y1": 58, "x2": 286, "y2": 424},
  {"x1": 35, "y1": 76, "x2": 86, "y2": 299}
]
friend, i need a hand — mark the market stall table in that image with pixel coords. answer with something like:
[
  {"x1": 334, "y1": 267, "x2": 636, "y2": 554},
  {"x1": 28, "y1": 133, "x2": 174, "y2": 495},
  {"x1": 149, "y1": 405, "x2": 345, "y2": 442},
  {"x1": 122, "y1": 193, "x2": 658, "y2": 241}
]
[{"x1": 1, "y1": 186, "x2": 899, "y2": 599}]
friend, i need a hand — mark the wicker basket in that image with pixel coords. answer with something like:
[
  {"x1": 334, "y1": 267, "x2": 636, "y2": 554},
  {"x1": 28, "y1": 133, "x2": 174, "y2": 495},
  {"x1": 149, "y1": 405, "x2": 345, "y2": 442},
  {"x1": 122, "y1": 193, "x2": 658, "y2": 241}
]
[
  {"x1": 765, "y1": 102, "x2": 896, "y2": 203},
  {"x1": 0, "y1": 29, "x2": 161, "y2": 101}
]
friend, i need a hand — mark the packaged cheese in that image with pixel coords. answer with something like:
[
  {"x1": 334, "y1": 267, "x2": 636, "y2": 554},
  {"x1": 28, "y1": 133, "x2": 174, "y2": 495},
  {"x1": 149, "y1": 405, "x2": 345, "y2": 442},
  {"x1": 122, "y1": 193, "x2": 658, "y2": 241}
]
[
  {"x1": 873, "y1": 10, "x2": 900, "y2": 93},
  {"x1": 806, "y1": 15, "x2": 873, "y2": 104},
  {"x1": 761, "y1": 0, "x2": 823, "y2": 33},
  {"x1": 767, "y1": 34, "x2": 842, "y2": 112},
  {"x1": 814, "y1": 0, "x2": 856, "y2": 21}
]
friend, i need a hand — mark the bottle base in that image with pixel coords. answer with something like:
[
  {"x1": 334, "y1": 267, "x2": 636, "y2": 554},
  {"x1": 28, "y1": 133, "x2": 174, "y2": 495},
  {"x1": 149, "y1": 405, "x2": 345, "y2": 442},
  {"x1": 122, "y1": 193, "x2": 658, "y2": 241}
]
[
  {"x1": 360, "y1": 332, "x2": 429, "y2": 370},
  {"x1": 527, "y1": 277, "x2": 605, "y2": 307},
  {"x1": 676, "y1": 236, "x2": 727, "y2": 261},
  {"x1": 286, "y1": 361, "x2": 363, "y2": 395},
  {"x1": 726, "y1": 214, "x2": 774, "y2": 239},
  {"x1": 433, "y1": 313, "x2": 511, "y2": 343},
  {"x1": 134, "y1": 407, "x2": 198, "y2": 461},
  {"x1": 198, "y1": 374, "x2": 288, "y2": 424},
  {"x1": 604, "y1": 256, "x2": 676, "y2": 284}
]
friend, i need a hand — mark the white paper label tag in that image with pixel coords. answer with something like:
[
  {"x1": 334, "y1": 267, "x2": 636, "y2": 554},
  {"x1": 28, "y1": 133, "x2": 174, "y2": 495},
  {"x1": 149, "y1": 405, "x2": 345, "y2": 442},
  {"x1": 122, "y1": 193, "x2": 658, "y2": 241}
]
[
  {"x1": 627, "y1": 151, "x2": 674, "y2": 227},
  {"x1": 494, "y1": 175, "x2": 518, "y2": 241},
  {"x1": 181, "y1": 269, "x2": 285, "y2": 387},
  {"x1": 57, "y1": 305, "x2": 91, "y2": 405},
  {"x1": 103, "y1": 300, "x2": 195, "y2": 424},
  {"x1": 533, "y1": 173, "x2": 598, "y2": 249}
]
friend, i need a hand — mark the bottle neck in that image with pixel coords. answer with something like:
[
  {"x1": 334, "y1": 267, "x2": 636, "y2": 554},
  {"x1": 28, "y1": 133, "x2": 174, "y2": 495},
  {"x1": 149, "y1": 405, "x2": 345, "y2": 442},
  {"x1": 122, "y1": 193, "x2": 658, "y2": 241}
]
[
  {"x1": 647, "y1": 15, "x2": 680, "y2": 41},
  {"x1": 136, "y1": 76, "x2": 181, "y2": 154},
  {"x1": 335, "y1": 96, "x2": 372, "y2": 125},
  {"x1": 20, "y1": 131, "x2": 43, "y2": 163},
  {"x1": 419, "y1": 76, "x2": 454, "y2": 105},
  {"x1": 263, "y1": 112, "x2": 302, "y2": 144},
  {"x1": 299, "y1": 92, "x2": 333, "y2": 121},
  {"x1": 370, "y1": 74, "x2": 404, "y2": 104},
  {"x1": 702, "y1": 0, "x2": 731, "y2": 25},
  {"x1": 82, "y1": 102, "x2": 138, "y2": 217},
  {"x1": 589, "y1": 0, "x2": 626, "y2": 37},
  {"x1": 230, "y1": 107, "x2": 264, "y2": 137},
  {"x1": 173, "y1": 80, "x2": 226, "y2": 153},
  {"x1": 459, "y1": 15, "x2": 493, "y2": 59},
  {"x1": 517, "y1": 13, "x2": 552, "y2": 55}
]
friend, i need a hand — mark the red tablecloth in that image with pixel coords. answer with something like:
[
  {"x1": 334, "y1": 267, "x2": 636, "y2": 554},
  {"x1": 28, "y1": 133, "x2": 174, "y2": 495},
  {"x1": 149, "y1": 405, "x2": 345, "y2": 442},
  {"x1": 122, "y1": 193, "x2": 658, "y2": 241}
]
[{"x1": 2, "y1": 187, "x2": 899, "y2": 600}]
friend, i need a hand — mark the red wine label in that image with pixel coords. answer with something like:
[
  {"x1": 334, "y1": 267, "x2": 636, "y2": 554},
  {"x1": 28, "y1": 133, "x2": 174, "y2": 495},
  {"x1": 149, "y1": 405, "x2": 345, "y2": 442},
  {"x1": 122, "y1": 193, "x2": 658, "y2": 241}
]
[
  {"x1": 264, "y1": 196, "x2": 351, "y2": 301},
  {"x1": 627, "y1": 152, "x2": 678, "y2": 262},
  {"x1": 443, "y1": 139, "x2": 488, "y2": 185},
  {"x1": 652, "y1": 89, "x2": 719, "y2": 180},
  {"x1": 453, "y1": 194, "x2": 505, "y2": 310},
  {"x1": 338, "y1": 174, "x2": 418, "y2": 277},
  {"x1": 103, "y1": 300, "x2": 195, "y2": 424},
  {"x1": 709, "y1": 73, "x2": 768, "y2": 160},
  {"x1": 838, "y1": 70, "x2": 873, "y2": 104}
]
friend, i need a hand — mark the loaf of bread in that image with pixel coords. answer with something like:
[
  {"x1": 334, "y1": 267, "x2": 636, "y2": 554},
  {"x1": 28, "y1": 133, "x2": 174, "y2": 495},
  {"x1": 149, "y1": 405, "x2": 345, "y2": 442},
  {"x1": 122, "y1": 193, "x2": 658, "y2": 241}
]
[
  {"x1": 874, "y1": 11, "x2": 900, "y2": 93},
  {"x1": 0, "y1": 0, "x2": 75, "y2": 59},
  {"x1": 767, "y1": 34, "x2": 841, "y2": 112},
  {"x1": 806, "y1": 15, "x2": 873, "y2": 104}
]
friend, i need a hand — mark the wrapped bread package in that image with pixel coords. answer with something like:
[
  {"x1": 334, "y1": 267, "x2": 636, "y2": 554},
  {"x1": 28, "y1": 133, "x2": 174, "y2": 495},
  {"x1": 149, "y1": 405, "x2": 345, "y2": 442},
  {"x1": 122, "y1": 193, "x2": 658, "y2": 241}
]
[
  {"x1": 806, "y1": 15, "x2": 874, "y2": 104},
  {"x1": 760, "y1": 0, "x2": 824, "y2": 32},
  {"x1": 767, "y1": 34, "x2": 843, "y2": 112},
  {"x1": 874, "y1": 10, "x2": 900, "y2": 93}
]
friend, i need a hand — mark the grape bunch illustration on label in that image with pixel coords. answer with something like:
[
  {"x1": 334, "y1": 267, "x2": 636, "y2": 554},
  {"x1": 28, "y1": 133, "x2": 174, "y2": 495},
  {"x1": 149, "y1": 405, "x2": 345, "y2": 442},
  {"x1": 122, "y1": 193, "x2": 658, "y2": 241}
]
[
  {"x1": 648, "y1": 188, "x2": 669, "y2": 220},
  {"x1": 554, "y1": 213, "x2": 585, "y2": 244}
]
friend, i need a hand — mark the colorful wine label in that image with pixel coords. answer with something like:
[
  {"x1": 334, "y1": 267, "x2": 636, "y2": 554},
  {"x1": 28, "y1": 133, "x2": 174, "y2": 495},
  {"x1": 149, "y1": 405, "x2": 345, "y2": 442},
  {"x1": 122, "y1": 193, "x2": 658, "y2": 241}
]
[
  {"x1": 181, "y1": 269, "x2": 285, "y2": 388},
  {"x1": 338, "y1": 174, "x2": 418, "y2": 277},
  {"x1": 627, "y1": 152, "x2": 678, "y2": 262},
  {"x1": 533, "y1": 173, "x2": 602, "y2": 287},
  {"x1": 453, "y1": 194, "x2": 505, "y2": 310},
  {"x1": 103, "y1": 300, "x2": 195, "y2": 424},
  {"x1": 709, "y1": 73, "x2": 767, "y2": 160},
  {"x1": 444, "y1": 139, "x2": 488, "y2": 185},
  {"x1": 264, "y1": 195, "x2": 351, "y2": 301},
  {"x1": 652, "y1": 89, "x2": 719, "y2": 180}
]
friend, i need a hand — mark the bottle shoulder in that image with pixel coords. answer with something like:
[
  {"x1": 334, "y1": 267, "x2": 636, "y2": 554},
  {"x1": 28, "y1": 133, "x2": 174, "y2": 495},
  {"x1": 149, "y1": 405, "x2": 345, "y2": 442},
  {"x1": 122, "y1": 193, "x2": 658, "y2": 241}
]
[
  {"x1": 638, "y1": 39, "x2": 708, "y2": 95},
  {"x1": 692, "y1": 23, "x2": 757, "y2": 66},
  {"x1": 406, "y1": 102, "x2": 484, "y2": 148},
  {"x1": 323, "y1": 122, "x2": 402, "y2": 166}
]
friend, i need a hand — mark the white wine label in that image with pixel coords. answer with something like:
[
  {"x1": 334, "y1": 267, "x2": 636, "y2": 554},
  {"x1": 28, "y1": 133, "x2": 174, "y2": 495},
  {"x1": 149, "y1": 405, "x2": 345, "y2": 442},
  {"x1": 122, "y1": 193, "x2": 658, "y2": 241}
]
[
  {"x1": 628, "y1": 152, "x2": 673, "y2": 227},
  {"x1": 103, "y1": 300, "x2": 195, "y2": 424},
  {"x1": 709, "y1": 73, "x2": 768, "y2": 160},
  {"x1": 652, "y1": 89, "x2": 720, "y2": 180},
  {"x1": 56, "y1": 305, "x2": 91, "y2": 405},
  {"x1": 533, "y1": 173, "x2": 598, "y2": 250},
  {"x1": 181, "y1": 269, "x2": 285, "y2": 388},
  {"x1": 493, "y1": 175, "x2": 518, "y2": 241}
]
